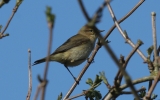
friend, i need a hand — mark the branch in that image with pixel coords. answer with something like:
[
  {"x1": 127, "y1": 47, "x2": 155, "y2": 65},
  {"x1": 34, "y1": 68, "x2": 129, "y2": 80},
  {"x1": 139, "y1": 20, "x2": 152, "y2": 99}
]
[
  {"x1": 103, "y1": 76, "x2": 154, "y2": 100},
  {"x1": 144, "y1": 71, "x2": 160, "y2": 100},
  {"x1": 41, "y1": 7, "x2": 55, "y2": 100},
  {"x1": 34, "y1": 84, "x2": 42, "y2": 100},
  {"x1": 26, "y1": 49, "x2": 32, "y2": 100},
  {"x1": 78, "y1": 0, "x2": 91, "y2": 21},
  {"x1": 120, "y1": 76, "x2": 154, "y2": 90},
  {"x1": 66, "y1": 93, "x2": 84, "y2": 100},
  {"x1": 120, "y1": 87, "x2": 146, "y2": 95},
  {"x1": 103, "y1": 0, "x2": 145, "y2": 40},
  {"x1": 106, "y1": 0, "x2": 147, "y2": 62},
  {"x1": 151, "y1": 12, "x2": 157, "y2": 58},
  {"x1": 0, "y1": 0, "x2": 23, "y2": 39},
  {"x1": 106, "y1": 1, "x2": 143, "y2": 99},
  {"x1": 118, "y1": 40, "x2": 143, "y2": 85}
]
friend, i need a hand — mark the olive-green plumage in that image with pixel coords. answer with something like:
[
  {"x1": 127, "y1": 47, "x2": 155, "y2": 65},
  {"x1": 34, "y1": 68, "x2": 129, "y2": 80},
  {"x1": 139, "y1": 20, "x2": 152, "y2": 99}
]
[{"x1": 33, "y1": 25, "x2": 100, "y2": 67}]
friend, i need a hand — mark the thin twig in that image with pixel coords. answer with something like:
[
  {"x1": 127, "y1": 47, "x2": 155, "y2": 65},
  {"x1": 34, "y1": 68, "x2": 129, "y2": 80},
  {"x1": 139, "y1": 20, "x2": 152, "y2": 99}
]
[
  {"x1": 78, "y1": 0, "x2": 91, "y2": 22},
  {"x1": 120, "y1": 76, "x2": 154, "y2": 90},
  {"x1": 103, "y1": 0, "x2": 145, "y2": 40},
  {"x1": 146, "y1": 12, "x2": 157, "y2": 99},
  {"x1": 26, "y1": 49, "x2": 32, "y2": 100},
  {"x1": 113, "y1": 0, "x2": 145, "y2": 83},
  {"x1": 118, "y1": 40, "x2": 143, "y2": 85},
  {"x1": 151, "y1": 12, "x2": 157, "y2": 58},
  {"x1": 34, "y1": 84, "x2": 42, "y2": 100},
  {"x1": 106, "y1": 1, "x2": 141, "y2": 99},
  {"x1": 120, "y1": 87, "x2": 146, "y2": 95},
  {"x1": 0, "y1": 1, "x2": 23, "y2": 38},
  {"x1": 103, "y1": 76, "x2": 154, "y2": 100},
  {"x1": 144, "y1": 71, "x2": 160, "y2": 100},
  {"x1": 1, "y1": 7, "x2": 17, "y2": 35},
  {"x1": 66, "y1": 93, "x2": 84, "y2": 100},
  {"x1": 66, "y1": 89, "x2": 93, "y2": 100},
  {"x1": 114, "y1": 55, "x2": 125, "y2": 86},
  {"x1": 41, "y1": 22, "x2": 54, "y2": 100},
  {"x1": 106, "y1": 0, "x2": 147, "y2": 62}
]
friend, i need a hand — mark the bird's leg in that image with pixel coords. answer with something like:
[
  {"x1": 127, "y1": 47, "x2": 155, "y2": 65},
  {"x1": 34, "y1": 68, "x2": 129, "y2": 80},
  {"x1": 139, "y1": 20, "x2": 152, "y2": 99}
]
[{"x1": 64, "y1": 65, "x2": 79, "y2": 84}]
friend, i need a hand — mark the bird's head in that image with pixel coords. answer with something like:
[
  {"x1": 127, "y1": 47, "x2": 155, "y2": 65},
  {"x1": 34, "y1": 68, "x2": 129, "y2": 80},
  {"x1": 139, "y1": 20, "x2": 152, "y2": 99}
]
[{"x1": 78, "y1": 25, "x2": 104, "y2": 43}]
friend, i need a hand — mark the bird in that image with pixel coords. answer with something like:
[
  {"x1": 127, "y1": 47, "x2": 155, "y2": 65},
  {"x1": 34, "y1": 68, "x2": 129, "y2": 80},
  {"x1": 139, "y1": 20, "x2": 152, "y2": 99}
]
[{"x1": 33, "y1": 24, "x2": 104, "y2": 83}]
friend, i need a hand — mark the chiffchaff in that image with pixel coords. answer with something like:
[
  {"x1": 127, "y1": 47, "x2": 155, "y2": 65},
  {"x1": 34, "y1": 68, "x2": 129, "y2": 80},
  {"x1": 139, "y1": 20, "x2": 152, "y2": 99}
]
[{"x1": 33, "y1": 24, "x2": 104, "y2": 83}]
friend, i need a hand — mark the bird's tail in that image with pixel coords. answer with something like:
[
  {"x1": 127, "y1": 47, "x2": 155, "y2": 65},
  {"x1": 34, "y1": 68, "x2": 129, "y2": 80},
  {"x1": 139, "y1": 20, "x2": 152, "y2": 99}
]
[{"x1": 32, "y1": 58, "x2": 46, "y2": 66}]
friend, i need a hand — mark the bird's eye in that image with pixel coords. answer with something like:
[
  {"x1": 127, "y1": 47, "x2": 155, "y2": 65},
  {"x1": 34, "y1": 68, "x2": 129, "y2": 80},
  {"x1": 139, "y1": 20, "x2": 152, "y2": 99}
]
[{"x1": 89, "y1": 30, "x2": 93, "y2": 32}]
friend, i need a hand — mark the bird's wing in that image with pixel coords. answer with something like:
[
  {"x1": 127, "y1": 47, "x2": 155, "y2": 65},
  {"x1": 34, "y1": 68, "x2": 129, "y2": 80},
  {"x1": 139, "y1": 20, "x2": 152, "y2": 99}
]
[{"x1": 51, "y1": 34, "x2": 90, "y2": 55}]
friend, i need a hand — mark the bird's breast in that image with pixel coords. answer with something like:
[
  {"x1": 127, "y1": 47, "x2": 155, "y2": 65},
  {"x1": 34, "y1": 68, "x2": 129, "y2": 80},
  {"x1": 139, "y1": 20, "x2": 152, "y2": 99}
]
[{"x1": 63, "y1": 42, "x2": 94, "y2": 66}]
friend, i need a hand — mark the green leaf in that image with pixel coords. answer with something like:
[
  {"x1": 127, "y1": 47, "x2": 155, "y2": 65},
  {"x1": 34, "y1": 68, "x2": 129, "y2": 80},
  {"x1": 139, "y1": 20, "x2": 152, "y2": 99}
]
[
  {"x1": 147, "y1": 45, "x2": 154, "y2": 59},
  {"x1": 93, "y1": 90, "x2": 102, "y2": 100},
  {"x1": 92, "y1": 75, "x2": 102, "y2": 87},
  {"x1": 138, "y1": 89, "x2": 146, "y2": 98},
  {"x1": 86, "y1": 78, "x2": 93, "y2": 86},
  {"x1": 57, "y1": 92, "x2": 62, "y2": 100},
  {"x1": 85, "y1": 90, "x2": 102, "y2": 100},
  {"x1": 45, "y1": 6, "x2": 55, "y2": 25},
  {"x1": 99, "y1": 71, "x2": 108, "y2": 85}
]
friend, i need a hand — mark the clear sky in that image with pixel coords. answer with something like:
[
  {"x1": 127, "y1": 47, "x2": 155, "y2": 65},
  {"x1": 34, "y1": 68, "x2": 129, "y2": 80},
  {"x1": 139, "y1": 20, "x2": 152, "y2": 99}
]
[{"x1": 0, "y1": 0, "x2": 160, "y2": 100}]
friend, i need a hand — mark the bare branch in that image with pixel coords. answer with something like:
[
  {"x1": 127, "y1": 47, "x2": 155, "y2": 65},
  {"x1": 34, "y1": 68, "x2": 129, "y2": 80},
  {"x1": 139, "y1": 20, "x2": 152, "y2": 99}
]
[
  {"x1": 144, "y1": 71, "x2": 160, "y2": 100},
  {"x1": 34, "y1": 84, "x2": 42, "y2": 100},
  {"x1": 151, "y1": 12, "x2": 157, "y2": 58},
  {"x1": 41, "y1": 7, "x2": 55, "y2": 100},
  {"x1": 0, "y1": 0, "x2": 23, "y2": 39},
  {"x1": 120, "y1": 76, "x2": 154, "y2": 90},
  {"x1": 106, "y1": 0, "x2": 147, "y2": 62},
  {"x1": 26, "y1": 49, "x2": 32, "y2": 100},
  {"x1": 66, "y1": 93, "x2": 84, "y2": 100},
  {"x1": 106, "y1": 1, "x2": 142, "y2": 99},
  {"x1": 120, "y1": 87, "x2": 146, "y2": 95},
  {"x1": 118, "y1": 40, "x2": 143, "y2": 85},
  {"x1": 104, "y1": 0, "x2": 145, "y2": 40},
  {"x1": 103, "y1": 76, "x2": 154, "y2": 100},
  {"x1": 78, "y1": 0, "x2": 91, "y2": 21}
]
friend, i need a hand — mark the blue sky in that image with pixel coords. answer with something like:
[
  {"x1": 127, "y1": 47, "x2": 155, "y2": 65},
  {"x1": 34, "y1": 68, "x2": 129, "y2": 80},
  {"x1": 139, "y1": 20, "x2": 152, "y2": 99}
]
[{"x1": 0, "y1": 0, "x2": 160, "y2": 100}]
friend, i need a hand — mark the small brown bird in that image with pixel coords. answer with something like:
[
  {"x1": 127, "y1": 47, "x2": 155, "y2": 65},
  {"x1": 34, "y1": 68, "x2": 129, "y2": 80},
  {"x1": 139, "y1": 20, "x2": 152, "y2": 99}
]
[{"x1": 33, "y1": 24, "x2": 103, "y2": 83}]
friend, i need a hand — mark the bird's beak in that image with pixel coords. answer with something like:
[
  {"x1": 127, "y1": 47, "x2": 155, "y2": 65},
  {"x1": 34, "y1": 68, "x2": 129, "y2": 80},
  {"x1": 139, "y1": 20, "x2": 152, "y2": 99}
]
[{"x1": 99, "y1": 30, "x2": 105, "y2": 32}]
